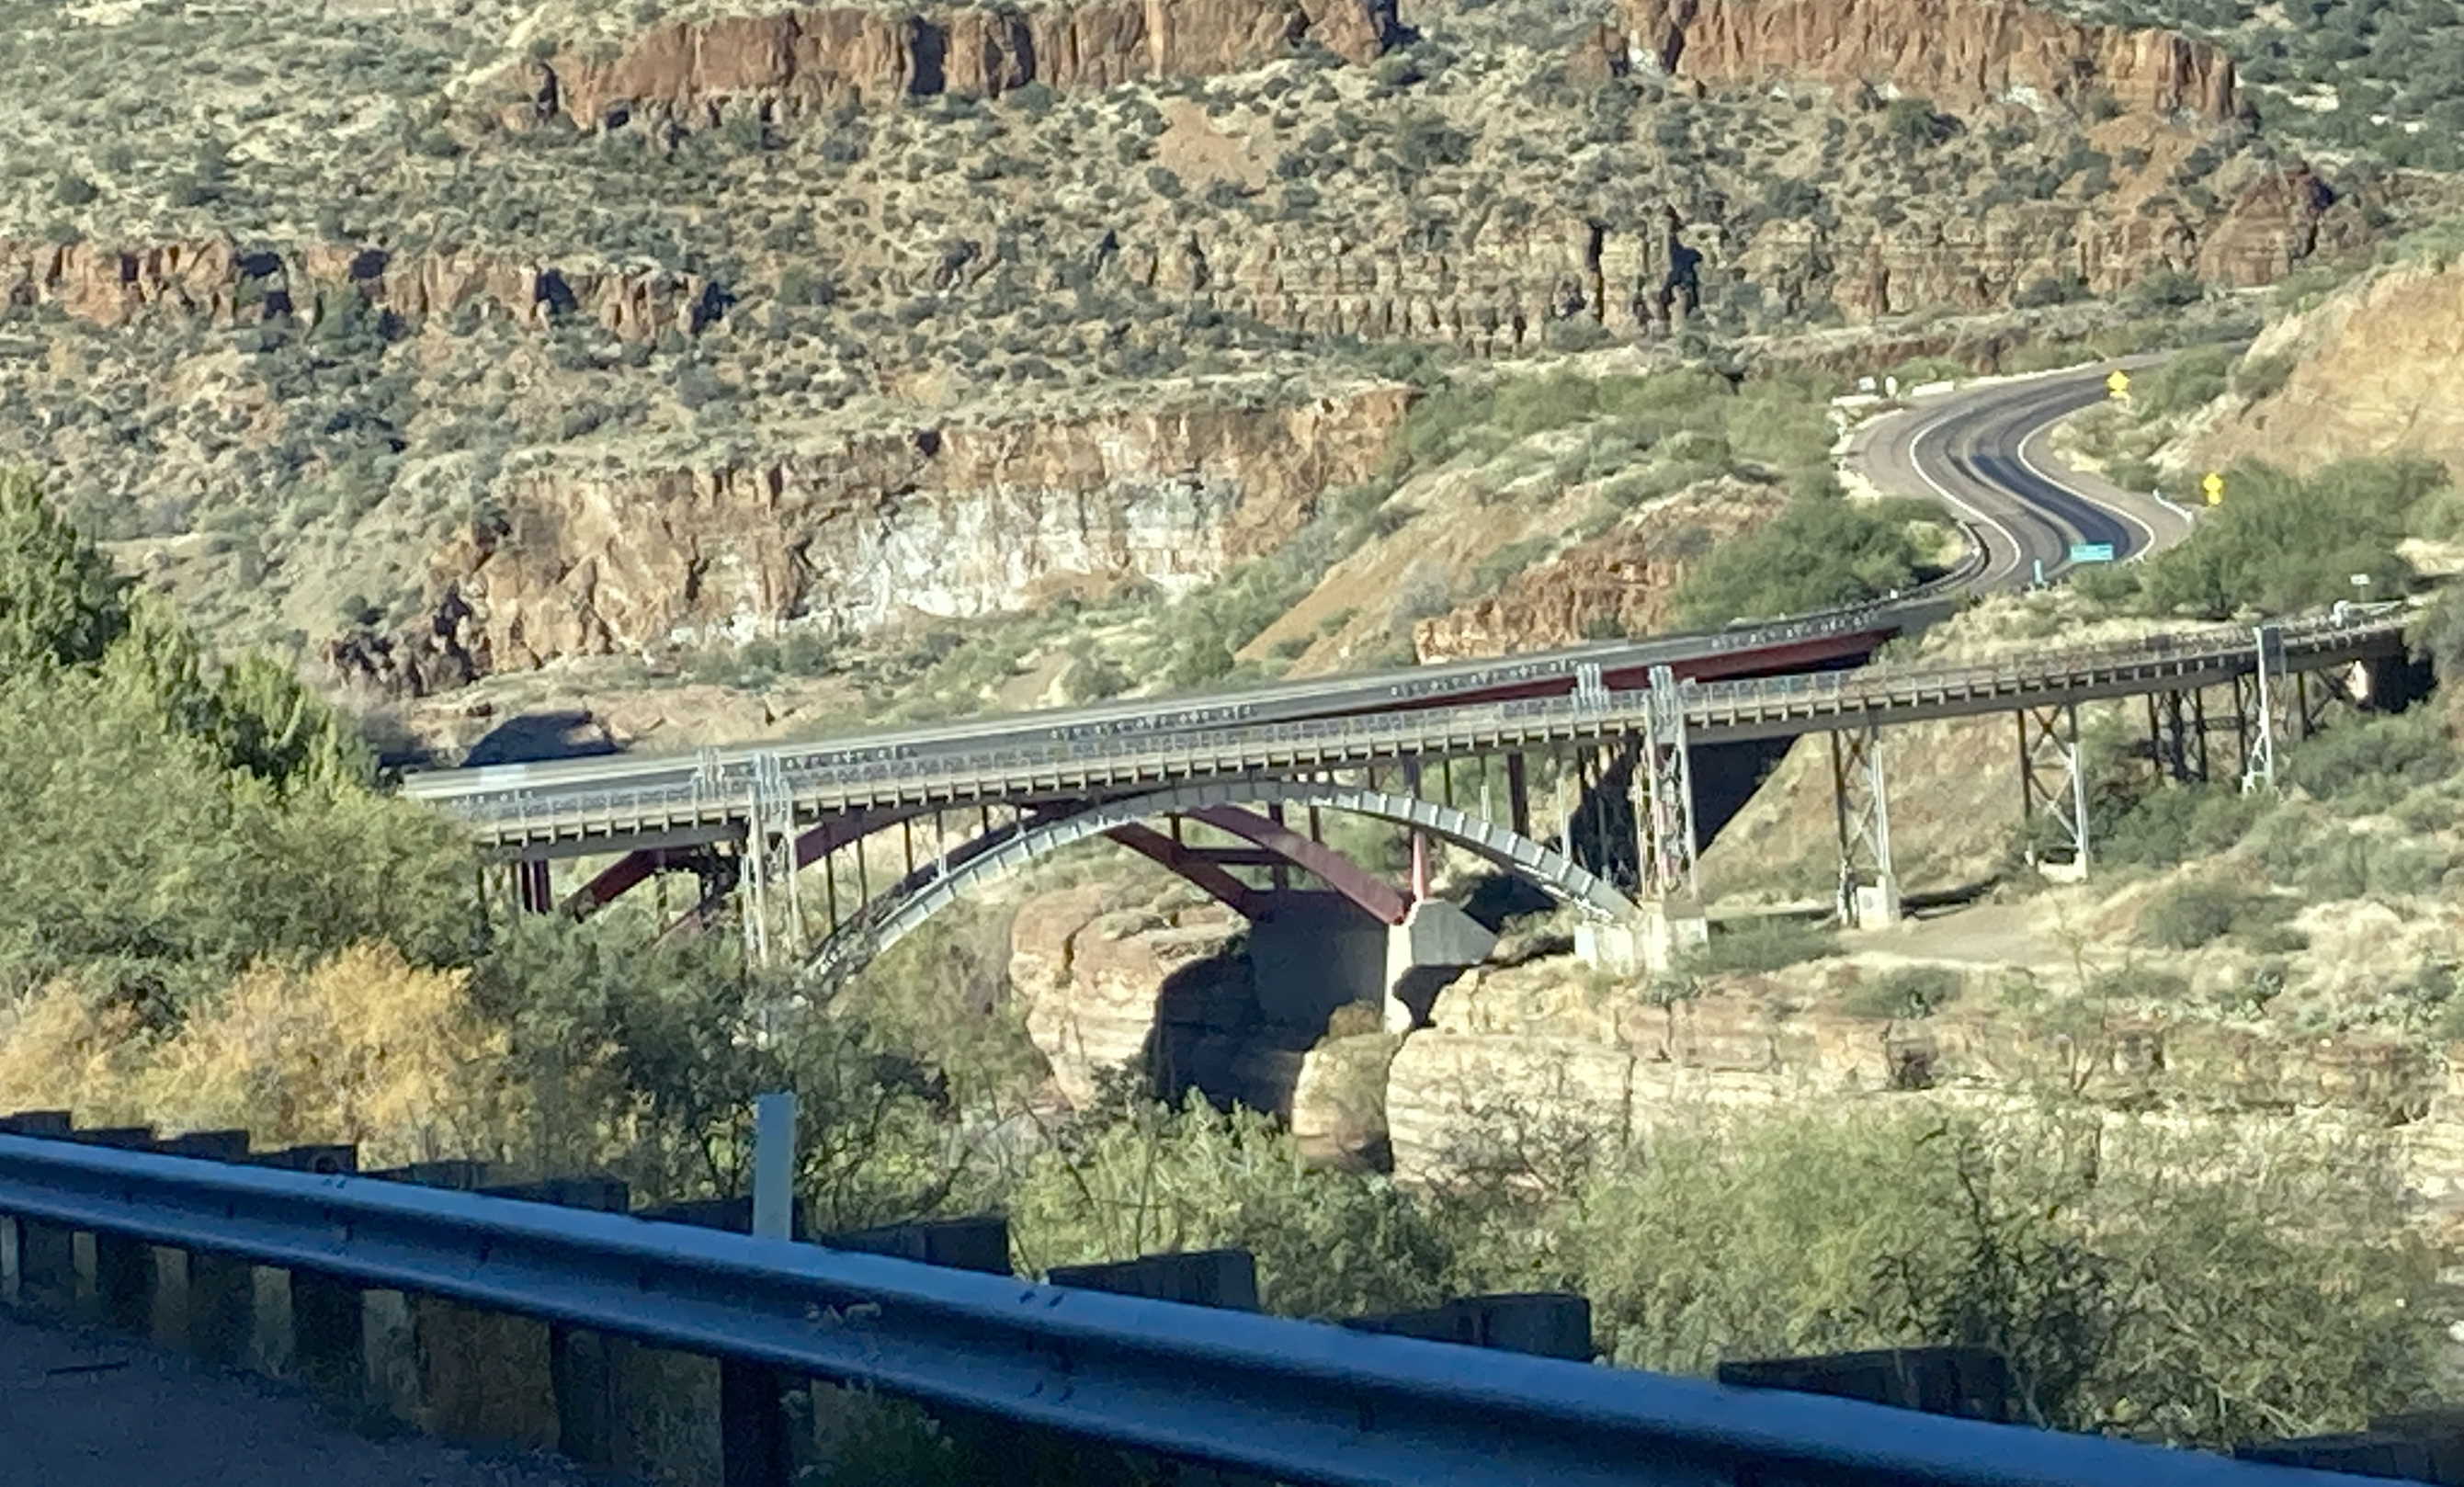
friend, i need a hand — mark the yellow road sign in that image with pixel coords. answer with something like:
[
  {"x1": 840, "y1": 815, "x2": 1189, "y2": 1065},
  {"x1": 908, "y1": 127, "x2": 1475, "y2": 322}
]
[
  {"x1": 2201, "y1": 471, "x2": 2225, "y2": 505},
  {"x1": 2106, "y1": 369, "x2": 2131, "y2": 399}
]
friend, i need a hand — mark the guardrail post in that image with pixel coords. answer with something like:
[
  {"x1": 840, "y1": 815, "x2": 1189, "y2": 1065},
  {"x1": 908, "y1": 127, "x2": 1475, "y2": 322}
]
[
  {"x1": 0, "y1": 1111, "x2": 74, "y2": 1314},
  {"x1": 2236, "y1": 1430, "x2": 2464, "y2": 1481},
  {"x1": 249, "y1": 1144, "x2": 362, "y2": 1385},
  {"x1": 486, "y1": 1178, "x2": 634, "y2": 1470},
  {"x1": 69, "y1": 1125, "x2": 161, "y2": 1331},
  {"x1": 1343, "y1": 1292, "x2": 1595, "y2": 1361},
  {"x1": 629, "y1": 1196, "x2": 803, "y2": 1487},
  {"x1": 1045, "y1": 1248, "x2": 1266, "y2": 1487},
  {"x1": 150, "y1": 1130, "x2": 254, "y2": 1362},
  {"x1": 825, "y1": 1215, "x2": 1012, "y2": 1275},
  {"x1": 1717, "y1": 1345, "x2": 2014, "y2": 1423},
  {"x1": 1049, "y1": 1247, "x2": 1262, "y2": 1311}
]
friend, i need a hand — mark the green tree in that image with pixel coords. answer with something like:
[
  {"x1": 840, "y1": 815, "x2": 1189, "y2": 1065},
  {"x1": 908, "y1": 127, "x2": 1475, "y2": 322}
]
[{"x1": 0, "y1": 470, "x2": 130, "y2": 673}]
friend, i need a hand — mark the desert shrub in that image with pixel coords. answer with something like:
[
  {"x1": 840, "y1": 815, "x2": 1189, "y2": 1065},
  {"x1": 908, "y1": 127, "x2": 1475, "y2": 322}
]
[
  {"x1": 1684, "y1": 916, "x2": 1838, "y2": 975},
  {"x1": 2282, "y1": 710, "x2": 2457, "y2": 807},
  {"x1": 1841, "y1": 965, "x2": 1962, "y2": 1020},
  {"x1": 1673, "y1": 487, "x2": 1945, "y2": 625},
  {"x1": 2136, "y1": 457, "x2": 2430, "y2": 619},
  {"x1": 1009, "y1": 1089, "x2": 1453, "y2": 1318},
  {"x1": 1440, "y1": 1103, "x2": 2441, "y2": 1446},
  {"x1": 2136, "y1": 880, "x2": 2257, "y2": 949},
  {"x1": 2099, "y1": 785, "x2": 2264, "y2": 868},
  {"x1": 2232, "y1": 353, "x2": 2295, "y2": 401}
]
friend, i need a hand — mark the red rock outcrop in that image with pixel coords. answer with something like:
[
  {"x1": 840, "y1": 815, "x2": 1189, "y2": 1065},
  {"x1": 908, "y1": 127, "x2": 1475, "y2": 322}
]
[
  {"x1": 1614, "y1": 0, "x2": 2238, "y2": 121},
  {"x1": 529, "y1": 0, "x2": 1397, "y2": 131},
  {"x1": 0, "y1": 239, "x2": 718, "y2": 343},
  {"x1": 330, "y1": 383, "x2": 1414, "y2": 695}
]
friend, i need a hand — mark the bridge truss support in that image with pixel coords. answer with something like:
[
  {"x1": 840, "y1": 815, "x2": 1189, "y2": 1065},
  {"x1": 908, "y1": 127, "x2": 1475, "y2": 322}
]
[
  {"x1": 1830, "y1": 726, "x2": 1901, "y2": 928},
  {"x1": 2016, "y1": 704, "x2": 2089, "y2": 881},
  {"x1": 2144, "y1": 688, "x2": 2208, "y2": 786}
]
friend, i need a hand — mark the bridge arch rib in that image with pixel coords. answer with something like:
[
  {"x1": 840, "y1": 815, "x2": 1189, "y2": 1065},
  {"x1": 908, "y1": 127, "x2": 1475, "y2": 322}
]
[{"x1": 810, "y1": 781, "x2": 1639, "y2": 977}]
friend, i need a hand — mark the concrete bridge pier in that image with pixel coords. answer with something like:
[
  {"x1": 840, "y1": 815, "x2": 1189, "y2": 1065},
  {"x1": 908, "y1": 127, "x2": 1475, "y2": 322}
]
[
  {"x1": 1575, "y1": 896, "x2": 1709, "y2": 977},
  {"x1": 1248, "y1": 892, "x2": 1498, "y2": 1034}
]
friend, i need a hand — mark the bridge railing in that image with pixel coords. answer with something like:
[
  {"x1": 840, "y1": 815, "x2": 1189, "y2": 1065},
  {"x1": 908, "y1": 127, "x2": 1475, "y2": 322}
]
[
  {"x1": 434, "y1": 616, "x2": 2408, "y2": 838},
  {"x1": 0, "y1": 1129, "x2": 2391, "y2": 1487}
]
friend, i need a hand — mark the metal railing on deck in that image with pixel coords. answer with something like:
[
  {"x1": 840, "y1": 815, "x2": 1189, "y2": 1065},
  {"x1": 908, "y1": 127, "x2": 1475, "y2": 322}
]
[{"x1": 431, "y1": 614, "x2": 2409, "y2": 846}]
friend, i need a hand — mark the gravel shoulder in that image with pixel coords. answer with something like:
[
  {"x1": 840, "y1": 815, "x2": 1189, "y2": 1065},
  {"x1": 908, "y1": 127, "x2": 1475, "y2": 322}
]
[{"x1": 0, "y1": 1310, "x2": 602, "y2": 1487}]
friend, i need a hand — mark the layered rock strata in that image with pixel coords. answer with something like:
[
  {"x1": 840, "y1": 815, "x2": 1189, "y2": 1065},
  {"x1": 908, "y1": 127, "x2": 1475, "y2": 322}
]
[
  {"x1": 1613, "y1": 0, "x2": 2238, "y2": 121},
  {"x1": 331, "y1": 383, "x2": 1412, "y2": 693},
  {"x1": 0, "y1": 239, "x2": 718, "y2": 344},
  {"x1": 524, "y1": 0, "x2": 1399, "y2": 131}
]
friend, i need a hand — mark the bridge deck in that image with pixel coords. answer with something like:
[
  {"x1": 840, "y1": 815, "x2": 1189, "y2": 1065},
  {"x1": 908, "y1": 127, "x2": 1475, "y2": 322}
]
[{"x1": 432, "y1": 618, "x2": 2406, "y2": 858}]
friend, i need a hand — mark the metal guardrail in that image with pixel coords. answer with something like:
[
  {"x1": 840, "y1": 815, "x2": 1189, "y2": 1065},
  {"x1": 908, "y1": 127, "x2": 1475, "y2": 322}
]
[
  {"x1": 0, "y1": 1134, "x2": 2385, "y2": 1487},
  {"x1": 431, "y1": 614, "x2": 2409, "y2": 846}
]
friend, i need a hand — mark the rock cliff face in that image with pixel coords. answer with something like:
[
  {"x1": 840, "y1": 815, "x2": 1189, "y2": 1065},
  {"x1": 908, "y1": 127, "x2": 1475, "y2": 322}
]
[
  {"x1": 1614, "y1": 0, "x2": 2238, "y2": 121},
  {"x1": 1007, "y1": 884, "x2": 1252, "y2": 1107},
  {"x1": 1412, "y1": 479, "x2": 1772, "y2": 662},
  {"x1": 0, "y1": 238, "x2": 719, "y2": 343},
  {"x1": 527, "y1": 0, "x2": 1397, "y2": 131},
  {"x1": 1760, "y1": 162, "x2": 2366, "y2": 321},
  {"x1": 2188, "y1": 259, "x2": 2464, "y2": 478},
  {"x1": 333, "y1": 383, "x2": 1411, "y2": 693}
]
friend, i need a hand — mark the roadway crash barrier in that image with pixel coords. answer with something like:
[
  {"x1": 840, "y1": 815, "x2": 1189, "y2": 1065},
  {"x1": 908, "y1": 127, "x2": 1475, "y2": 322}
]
[{"x1": 0, "y1": 1111, "x2": 2414, "y2": 1487}]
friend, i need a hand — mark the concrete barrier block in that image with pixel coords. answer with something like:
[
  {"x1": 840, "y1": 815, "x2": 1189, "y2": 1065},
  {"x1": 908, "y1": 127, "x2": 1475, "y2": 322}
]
[{"x1": 1048, "y1": 1248, "x2": 1260, "y2": 1311}]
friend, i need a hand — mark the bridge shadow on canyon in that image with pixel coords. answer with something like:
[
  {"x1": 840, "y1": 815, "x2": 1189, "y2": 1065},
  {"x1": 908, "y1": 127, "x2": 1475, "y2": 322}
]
[{"x1": 1130, "y1": 733, "x2": 1803, "y2": 1156}]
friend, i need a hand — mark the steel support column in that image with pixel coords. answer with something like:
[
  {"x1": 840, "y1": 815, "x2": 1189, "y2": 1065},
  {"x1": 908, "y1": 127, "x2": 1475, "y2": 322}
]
[
  {"x1": 1505, "y1": 754, "x2": 1531, "y2": 838},
  {"x1": 1402, "y1": 760, "x2": 1429, "y2": 901},
  {"x1": 2016, "y1": 704, "x2": 2089, "y2": 876},
  {"x1": 1830, "y1": 725, "x2": 1898, "y2": 927},
  {"x1": 2147, "y1": 690, "x2": 2199, "y2": 785},
  {"x1": 1639, "y1": 665, "x2": 1700, "y2": 902},
  {"x1": 2241, "y1": 625, "x2": 2285, "y2": 795}
]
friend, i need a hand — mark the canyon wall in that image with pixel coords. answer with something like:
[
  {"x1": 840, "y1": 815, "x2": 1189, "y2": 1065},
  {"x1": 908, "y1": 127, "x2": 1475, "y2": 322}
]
[
  {"x1": 1615, "y1": 0, "x2": 2238, "y2": 121},
  {"x1": 0, "y1": 156, "x2": 2364, "y2": 356},
  {"x1": 1007, "y1": 889, "x2": 2464, "y2": 1225},
  {"x1": 2190, "y1": 258, "x2": 2464, "y2": 478},
  {"x1": 525, "y1": 0, "x2": 1398, "y2": 131},
  {"x1": 331, "y1": 382, "x2": 1413, "y2": 693},
  {"x1": 0, "y1": 238, "x2": 719, "y2": 344}
]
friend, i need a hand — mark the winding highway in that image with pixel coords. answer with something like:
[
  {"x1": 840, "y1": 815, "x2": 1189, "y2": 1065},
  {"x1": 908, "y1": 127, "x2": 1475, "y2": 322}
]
[
  {"x1": 402, "y1": 358, "x2": 2198, "y2": 813},
  {"x1": 1851, "y1": 356, "x2": 2196, "y2": 587}
]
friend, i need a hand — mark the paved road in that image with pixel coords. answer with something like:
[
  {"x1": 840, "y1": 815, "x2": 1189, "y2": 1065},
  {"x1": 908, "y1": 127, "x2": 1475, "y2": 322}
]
[
  {"x1": 1852, "y1": 358, "x2": 2197, "y2": 589},
  {"x1": 0, "y1": 1312, "x2": 601, "y2": 1487}
]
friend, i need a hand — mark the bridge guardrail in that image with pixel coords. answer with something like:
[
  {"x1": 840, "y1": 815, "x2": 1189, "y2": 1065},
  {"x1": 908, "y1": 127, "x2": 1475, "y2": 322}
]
[
  {"x1": 435, "y1": 615, "x2": 2408, "y2": 842},
  {"x1": 0, "y1": 1132, "x2": 2391, "y2": 1487}
]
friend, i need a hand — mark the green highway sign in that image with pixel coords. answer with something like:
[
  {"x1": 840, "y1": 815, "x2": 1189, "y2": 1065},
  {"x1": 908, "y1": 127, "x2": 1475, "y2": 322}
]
[{"x1": 2068, "y1": 542, "x2": 2116, "y2": 564}]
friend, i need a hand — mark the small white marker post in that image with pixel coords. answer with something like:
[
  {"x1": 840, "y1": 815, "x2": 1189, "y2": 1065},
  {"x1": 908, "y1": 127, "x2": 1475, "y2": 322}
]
[{"x1": 751, "y1": 1091, "x2": 798, "y2": 1240}]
